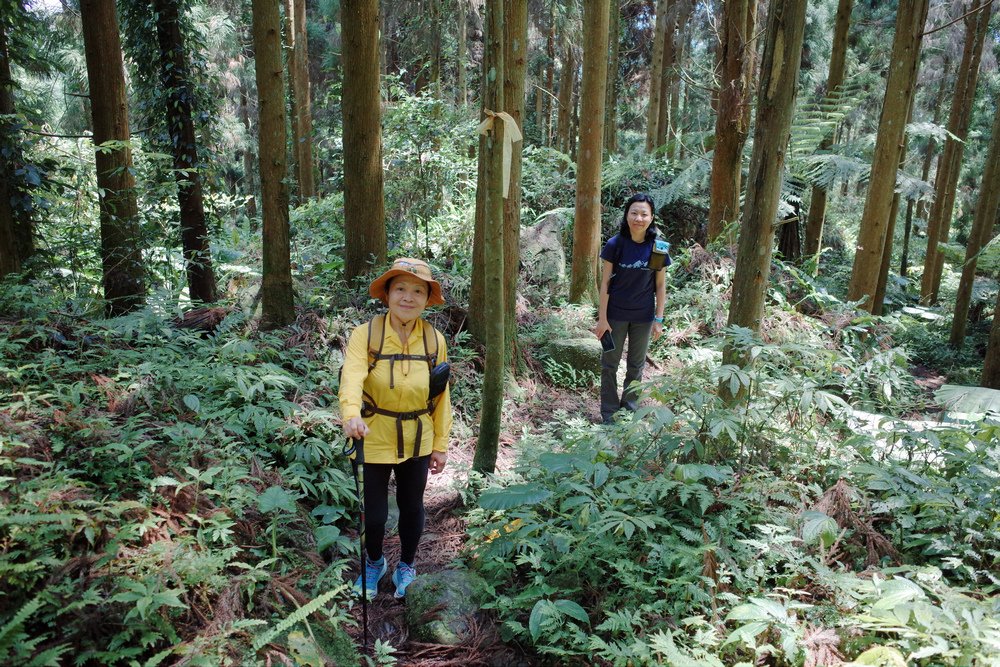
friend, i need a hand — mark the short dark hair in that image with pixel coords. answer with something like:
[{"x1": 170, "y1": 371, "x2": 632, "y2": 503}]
[{"x1": 618, "y1": 193, "x2": 658, "y2": 241}]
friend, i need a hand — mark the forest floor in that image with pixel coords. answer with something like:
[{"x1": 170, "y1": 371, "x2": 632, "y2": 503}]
[{"x1": 340, "y1": 383, "x2": 602, "y2": 666}]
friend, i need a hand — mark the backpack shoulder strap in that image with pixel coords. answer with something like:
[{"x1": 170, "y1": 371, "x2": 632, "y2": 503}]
[
  {"x1": 366, "y1": 314, "x2": 387, "y2": 372},
  {"x1": 613, "y1": 233, "x2": 624, "y2": 267},
  {"x1": 421, "y1": 319, "x2": 439, "y2": 370}
]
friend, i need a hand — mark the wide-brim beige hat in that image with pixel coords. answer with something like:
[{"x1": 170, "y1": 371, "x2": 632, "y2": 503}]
[{"x1": 368, "y1": 257, "x2": 445, "y2": 306}]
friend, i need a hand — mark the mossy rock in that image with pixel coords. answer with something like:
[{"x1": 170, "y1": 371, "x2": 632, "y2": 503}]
[
  {"x1": 544, "y1": 337, "x2": 602, "y2": 376},
  {"x1": 403, "y1": 569, "x2": 488, "y2": 645}
]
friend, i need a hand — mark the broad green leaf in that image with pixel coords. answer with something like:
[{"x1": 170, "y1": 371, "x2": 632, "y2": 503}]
[
  {"x1": 258, "y1": 486, "x2": 297, "y2": 514},
  {"x1": 528, "y1": 599, "x2": 549, "y2": 641},
  {"x1": 553, "y1": 599, "x2": 590, "y2": 625},
  {"x1": 935, "y1": 384, "x2": 1000, "y2": 420},
  {"x1": 479, "y1": 484, "x2": 553, "y2": 510},
  {"x1": 801, "y1": 510, "x2": 838, "y2": 547},
  {"x1": 314, "y1": 525, "x2": 341, "y2": 551},
  {"x1": 850, "y1": 646, "x2": 907, "y2": 666},
  {"x1": 182, "y1": 394, "x2": 200, "y2": 412}
]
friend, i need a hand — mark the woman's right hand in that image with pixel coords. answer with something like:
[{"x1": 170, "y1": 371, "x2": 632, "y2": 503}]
[
  {"x1": 343, "y1": 416, "x2": 369, "y2": 440},
  {"x1": 595, "y1": 319, "x2": 611, "y2": 340}
]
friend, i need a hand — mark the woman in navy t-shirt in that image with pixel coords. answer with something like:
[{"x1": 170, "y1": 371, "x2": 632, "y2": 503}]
[{"x1": 595, "y1": 193, "x2": 668, "y2": 424}]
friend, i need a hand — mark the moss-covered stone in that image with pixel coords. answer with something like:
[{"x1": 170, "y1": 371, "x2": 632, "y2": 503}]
[
  {"x1": 544, "y1": 337, "x2": 603, "y2": 375},
  {"x1": 403, "y1": 569, "x2": 488, "y2": 645}
]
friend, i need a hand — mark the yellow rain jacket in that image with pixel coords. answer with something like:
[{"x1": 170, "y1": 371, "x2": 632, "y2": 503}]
[{"x1": 339, "y1": 317, "x2": 452, "y2": 464}]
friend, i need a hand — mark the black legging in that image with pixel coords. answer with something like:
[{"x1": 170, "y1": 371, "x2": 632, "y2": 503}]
[{"x1": 355, "y1": 455, "x2": 430, "y2": 565}]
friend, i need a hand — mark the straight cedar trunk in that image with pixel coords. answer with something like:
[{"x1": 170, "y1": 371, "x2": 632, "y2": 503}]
[
  {"x1": 342, "y1": 0, "x2": 386, "y2": 281},
  {"x1": 284, "y1": 0, "x2": 315, "y2": 199},
  {"x1": 707, "y1": 0, "x2": 755, "y2": 242},
  {"x1": 472, "y1": 0, "x2": 505, "y2": 475},
  {"x1": 803, "y1": 0, "x2": 854, "y2": 269},
  {"x1": 568, "y1": 0, "x2": 610, "y2": 305},
  {"x1": 721, "y1": 0, "x2": 807, "y2": 401},
  {"x1": 951, "y1": 94, "x2": 1000, "y2": 348},
  {"x1": 429, "y1": 0, "x2": 442, "y2": 94},
  {"x1": 921, "y1": 0, "x2": 990, "y2": 305},
  {"x1": 252, "y1": 0, "x2": 295, "y2": 327},
  {"x1": 556, "y1": 43, "x2": 574, "y2": 155},
  {"x1": 904, "y1": 57, "x2": 951, "y2": 277},
  {"x1": 645, "y1": 0, "x2": 670, "y2": 152},
  {"x1": 656, "y1": 0, "x2": 690, "y2": 150},
  {"x1": 456, "y1": 0, "x2": 467, "y2": 105},
  {"x1": 544, "y1": 4, "x2": 556, "y2": 146},
  {"x1": 873, "y1": 95, "x2": 916, "y2": 314},
  {"x1": 502, "y1": 0, "x2": 527, "y2": 370},
  {"x1": 153, "y1": 0, "x2": 218, "y2": 304},
  {"x1": 982, "y1": 289, "x2": 1000, "y2": 388},
  {"x1": 80, "y1": 0, "x2": 145, "y2": 316},
  {"x1": 846, "y1": 0, "x2": 929, "y2": 310},
  {"x1": 0, "y1": 17, "x2": 24, "y2": 278},
  {"x1": 604, "y1": 0, "x2": 620, "y2": 154}
]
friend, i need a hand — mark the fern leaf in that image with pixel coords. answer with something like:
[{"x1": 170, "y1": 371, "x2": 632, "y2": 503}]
[{"x1": 251, "y1": 587, "x2": 346, "y2": 652}]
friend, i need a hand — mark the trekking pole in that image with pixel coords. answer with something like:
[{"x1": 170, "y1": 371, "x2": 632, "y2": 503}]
[{"x1": 344, "y1": 436, "x2": 370, "y2": 653}]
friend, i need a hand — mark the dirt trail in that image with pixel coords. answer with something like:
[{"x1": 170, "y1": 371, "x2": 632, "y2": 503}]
[{"x1": 341, "y1": 385, "x2": 601, "y2": 665}]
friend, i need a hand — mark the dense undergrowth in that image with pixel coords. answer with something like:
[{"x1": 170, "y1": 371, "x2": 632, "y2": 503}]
[{"x1": 467, "y1": 248, "x2": 1000, "y2": 666}]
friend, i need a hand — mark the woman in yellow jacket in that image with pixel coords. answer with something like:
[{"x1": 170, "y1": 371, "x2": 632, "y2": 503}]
[{"x1": 339, "y1": 258, "x2": 452, "y2": 600}]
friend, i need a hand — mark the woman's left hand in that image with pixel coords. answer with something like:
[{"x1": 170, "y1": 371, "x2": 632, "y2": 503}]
[
  {"x1": 651, "y1": 321, "x2": 664, "y2": 341},
  {"x1": 429, "y1": 450, "x2": 448, "y2": 474}
]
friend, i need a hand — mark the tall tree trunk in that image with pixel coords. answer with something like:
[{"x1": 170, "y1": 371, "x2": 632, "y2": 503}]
[
  {"x1": 982, "y1": 286, "x2": 1000, "y2": 388},
  {"x1": 921, "y1": 1, "x2": 990, "y2": 305},
  {"x1": 284, "y1": 0, "x2": 315, "y2": 199},
  {"x1": 342, "y1": 0, "x2": 386, "y2": 281},
  {"x1": 544, "y1": 3, "x2": 556, "y2": 146},
  {"x1": 253, "y1": 0, "x2": 294, "y2": 327},
  {"x1": 604, "y1": 0, "x2": 620, "y2": 155},
  {"x1": 80, "y1": 0, "x2": 145, "y2": 316},
  {"x1": 706, "y1": 0, "x2": 753, "y2": 242},
  {"x1": 568, "y1": 0, "x2": 610, "y2": 305},
  {"x1": 905, "y1": 56, "x2": 951, "y2": 277},
  {"x1": 502, "y1": 0, "x2": 527, "y2": 370},
  {"x1": 457, "y1": 0, "x2": 467, "y2": 105},
  {"x1": 0, "y1": 17, "x2": 24, "y2": 278},
  {"x1": 556, "y1": 43, "x2": 575, "y2": 155},
  {"x1": 846, "y1": 0, "x2": 929, "y2": 311},
  {"x1": 721, "y1": 0, "x2": 807, "y2": 402},
  {"x1": 873, "y1": 154, "x2": 907, "y2": 315},
  {"x1": 472, "y1": 0, "x2": 505, "y2": 475},
  {"x1": 645, "y1": 0, "x2": 670, "y2": 152},
  {"x1": 153, "y1": 0, "x2": 218, "y2": 304},
  {"x1": 803, "y1": 0, "x2": 854, "y2": 271},
  {"x1": 951, "y1": 93, "x2": 1000, "y2": 349},
  {"x1": 429, "y1": 0, "x2": 442, "y2": 94}
]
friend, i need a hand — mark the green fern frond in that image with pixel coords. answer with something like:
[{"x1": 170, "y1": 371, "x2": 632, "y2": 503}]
[
  {"x1": 251, "y1": 587, "x2": 346, "y2": 652},
  {"x1": 0, "y1": 596, "x2": 42, "y2": 652},
  {"x1": 649, "y1": 152, "x2": 713, "y2": 207}
]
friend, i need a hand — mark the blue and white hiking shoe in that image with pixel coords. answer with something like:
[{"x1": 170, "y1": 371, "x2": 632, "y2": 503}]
[
  {"x1": 392, "y1": 562, "x2": 417, "y2": 599},
  {"x1": 353, "y1": 556, "x2": 387, "y2": 600}
]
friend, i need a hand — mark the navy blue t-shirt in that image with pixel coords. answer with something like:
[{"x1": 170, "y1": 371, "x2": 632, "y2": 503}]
[{"x1": 600, "y1": 234, "x2": 668, "y2": 322}]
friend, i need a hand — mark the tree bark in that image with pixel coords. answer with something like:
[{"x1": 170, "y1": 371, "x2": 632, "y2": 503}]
[
  {"x1": 568, "y1": 0, "x2": 610, "y2": 305},
  {"x1": 846, "y1": 0, "x2": 929, "y2": 311},
  {"x1": 803, "y1": 0, "x2": 854, "y2": 270},
  {"x1": 342, "y1": 0, "x2": 386, "y2": 281},
  {"x1": 252, "y1": 0, "x2": 295, "y2": 327},
  {"x1": 904, "y1": 57, "x2": 951, "y2": 277},
  {"x1": 472, "y1": 0, "x2": 505, "y2": 475},
  {"x1": 707, "y1": 0, "x2": 753, "y2": 242},
  {"x1": 502, "y1": 0, "x2": 526, "y2": 370},
  {"x1": 80, "y1": 0, "x2": 146, "y2": 316},
  {"x1": 457, "y1": 0, "x2": 467, "y2": 105},
  {"x1": 544, "y1": 3, "x2": 556, "y2": 146},
  {"x1": 721, "y1": 0, "x2": 807, "y2": 401},
  {"x1": 153, "y1": 0, "x2": 218, "y2": 304},
  {"x1": 645, "y1": 0, "x2": 670, "y2": 152},
  {"x1": 921, "y1": 0, "x2": 990, "y2": 305},
  {"x1": 556, "y1": 43, "x2": 575, "y2": 155},
  {"x1": 604, "y1": 0, "x2": 620, "y2": 155},
  {"x1": 0, "y1": 17, "x2": 23, "y2": 278},
  {"x1": 284, "y1": 0, "x2": 315, "y2": 199},
  {"x1": 982, "y1": 285, "x2": 1000, "y2": 388},
  {"x1": 951, "y1": 93, "x2": 1000, "y2": 349}
]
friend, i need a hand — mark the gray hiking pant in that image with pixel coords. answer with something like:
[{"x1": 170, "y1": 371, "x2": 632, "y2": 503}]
[{"x1": 600, "y1": 319, "x2": 653, "y2": 423}]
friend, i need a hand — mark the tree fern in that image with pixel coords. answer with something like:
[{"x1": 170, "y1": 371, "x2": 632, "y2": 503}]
[
  {"x1": 251, "y1": 587, "x2": 346, "y2": 652},
  {"x1": 648, "y1": 152, "x2": 713, "y2": 207}
]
